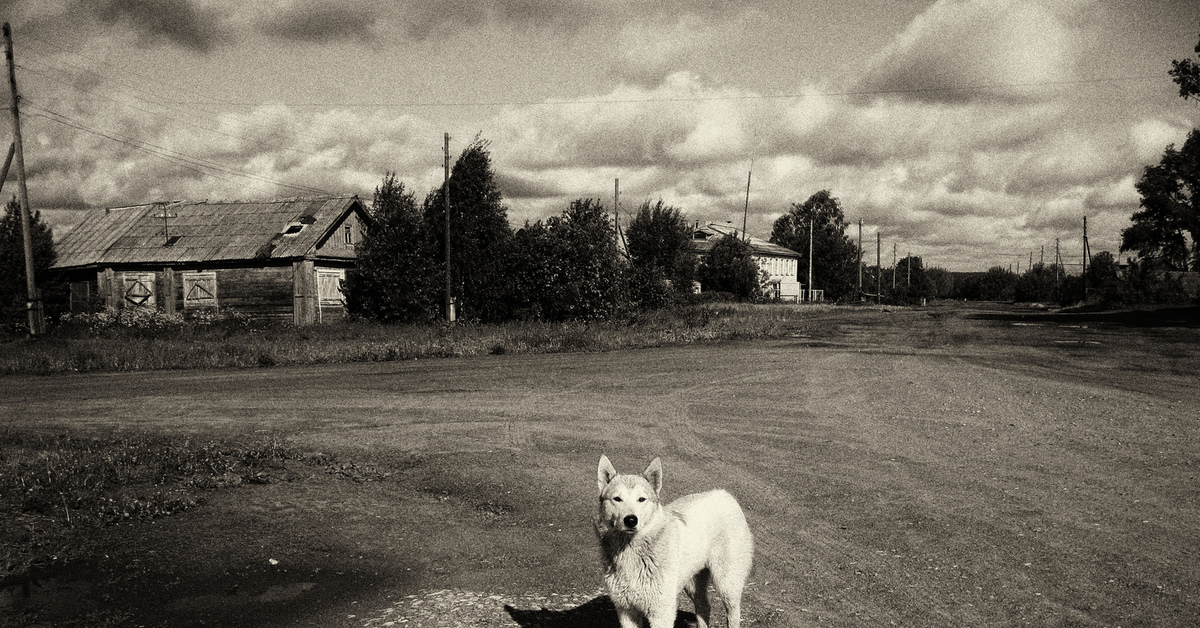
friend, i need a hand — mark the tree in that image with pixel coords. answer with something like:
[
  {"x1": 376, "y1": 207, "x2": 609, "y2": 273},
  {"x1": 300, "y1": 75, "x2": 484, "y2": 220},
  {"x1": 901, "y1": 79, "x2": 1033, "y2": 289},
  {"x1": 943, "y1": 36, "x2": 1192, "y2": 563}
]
[
  {"x1": 975, "y1": 266, "x2": 1018, "y2": 301},
  {"x1": 0, "y1": 197, "x2": 56, "y2": 331},
  {"x1": 624, "y1": 200, "x2": 696, "y2": 292},
  {"x1": 423, "y1": 138, "x2": 513, "y2": 322},
  {"x1": 346, "y1": 173, "x2": 441, "y2": 323},
  {"x1": 504, "y1": 199, "x2": 623, "y2": 321},
  {"x1": 1121, "y1": 130, "x2": 1199, "y2": 271},
  {"x1": 1169, "y1": 30, "x2": 1200, "y2": 101},
  {"x1": 1121, "y1": 34, "x2": 1200, "y2": 271},
  {"x1": 697, "y1": 235, "x2": 765, "y2": 300},
  {"x1": 770, "y1": 190, "x2": 860, "y2": 301}
]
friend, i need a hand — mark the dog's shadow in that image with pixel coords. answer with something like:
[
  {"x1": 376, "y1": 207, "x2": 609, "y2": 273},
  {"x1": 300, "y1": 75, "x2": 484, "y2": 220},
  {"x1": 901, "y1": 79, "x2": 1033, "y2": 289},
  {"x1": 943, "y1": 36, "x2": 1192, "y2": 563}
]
[{"x1": 504, "y1": 595, "x2": 698, "y2": 628}]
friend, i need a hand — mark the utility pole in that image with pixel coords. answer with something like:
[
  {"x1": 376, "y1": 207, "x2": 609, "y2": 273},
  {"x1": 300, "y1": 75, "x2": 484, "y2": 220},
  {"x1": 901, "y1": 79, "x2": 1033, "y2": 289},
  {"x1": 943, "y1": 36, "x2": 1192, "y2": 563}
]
[
  {"x1": 857, "y1": 219, "x2": 863, "y2": 297},
  {"x1": 443, "y1": 132, "x2": 453, "y2": 323},
  {"x1": 892, "y1": 242, "x2": 897, "y2": 290},
  {"x1": 4, "y1": 23, "x2": 43, "y2": 336},
  {"x1": 1040, "y1": 245, "x2": 1044, "y2": 267},
  {"x1": 741, "y1": 166, "x2": 751, "y2": 242},
  {"x1": 1082, "y1": 216, "x2": 1090, "y2": 302},
  {"x1": 875, "y1": 231, "x2": 881, "y2": 302},
  {"x1": 807, "y1": 216, "x2": 814, "y2": 302},
  {"x1": 1055, "y1": 238, "x2": 1061, "y2": 299},
  {"x1": 906, "y1": 251, "x2": 911, "y2": 286},
  {"x1": 614, "y1": 178, "x2": 627, "y2": 256}
]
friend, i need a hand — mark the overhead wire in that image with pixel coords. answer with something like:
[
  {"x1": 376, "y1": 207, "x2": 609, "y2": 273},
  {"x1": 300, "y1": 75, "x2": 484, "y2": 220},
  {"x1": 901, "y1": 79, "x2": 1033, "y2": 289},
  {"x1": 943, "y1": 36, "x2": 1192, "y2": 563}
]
[{"x1": 26, "y1": 101, "x2": 333, "y2": 196}]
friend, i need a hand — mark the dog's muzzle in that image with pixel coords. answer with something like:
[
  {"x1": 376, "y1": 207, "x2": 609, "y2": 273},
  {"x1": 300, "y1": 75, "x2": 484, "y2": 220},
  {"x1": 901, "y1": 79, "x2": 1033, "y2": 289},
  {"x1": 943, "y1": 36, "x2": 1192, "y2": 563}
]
[{"x1": 623, "y1": 514, "x2": 638, "y2": 529}]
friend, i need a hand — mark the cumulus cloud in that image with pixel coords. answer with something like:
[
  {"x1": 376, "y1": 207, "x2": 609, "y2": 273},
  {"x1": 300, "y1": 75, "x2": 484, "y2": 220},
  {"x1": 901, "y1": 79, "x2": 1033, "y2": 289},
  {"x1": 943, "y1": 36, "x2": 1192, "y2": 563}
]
[{"x1": 857, "y1": 0, "x2": 1081, "y2": 104}]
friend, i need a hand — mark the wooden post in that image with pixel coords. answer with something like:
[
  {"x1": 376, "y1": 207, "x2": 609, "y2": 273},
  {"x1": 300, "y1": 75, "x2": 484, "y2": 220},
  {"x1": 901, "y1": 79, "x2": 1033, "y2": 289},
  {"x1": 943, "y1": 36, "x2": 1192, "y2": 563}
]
[
  {"x1": 4, "y1": 23, "x2": 43, "y2": 335},
  {"x1": 857, "y1": 219, "x2": 862, "y2": 297},
  {"x1": 807, "y1": 216, "x2": 814, "y2": 302},
  {"x1": 293, "y1": 260, "x2": 317, "y2": 325},
  {"x1": 742, "y1": 167, "x2": 751, "y2": 242},
  {"x1": 875, "y1": 231, "x2": 881, "y2": 303},
  {"x1": 444, "y1": 133, "x2": 453, "y2": 322},
  {"x1": 160, "y1": 268, "x2": 176, "y2": 315}
]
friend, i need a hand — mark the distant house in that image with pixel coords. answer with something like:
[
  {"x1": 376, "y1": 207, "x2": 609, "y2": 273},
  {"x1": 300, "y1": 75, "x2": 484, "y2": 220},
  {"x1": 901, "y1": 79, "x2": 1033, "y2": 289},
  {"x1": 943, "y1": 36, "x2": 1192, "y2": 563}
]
[
  {"x1": 690, "y1": 223, "x2": 804, "y2": 301},
  {"x1": 52, "y1": 196, "x2": 369, "y2": 324}
]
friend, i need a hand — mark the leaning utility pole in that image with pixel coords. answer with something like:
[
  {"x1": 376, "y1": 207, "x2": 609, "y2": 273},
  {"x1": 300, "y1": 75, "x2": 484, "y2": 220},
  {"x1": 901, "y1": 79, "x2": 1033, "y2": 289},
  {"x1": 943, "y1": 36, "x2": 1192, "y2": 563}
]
[
  {"x1": 1082, "y1": 216, "x2": 1090, "y2": 302},
  {"x1": 443, "y1": 132, "x2": 453, "y2": 323},
  {"x1": 4, "y1": 23, "x2": 43, "y2": 336}
]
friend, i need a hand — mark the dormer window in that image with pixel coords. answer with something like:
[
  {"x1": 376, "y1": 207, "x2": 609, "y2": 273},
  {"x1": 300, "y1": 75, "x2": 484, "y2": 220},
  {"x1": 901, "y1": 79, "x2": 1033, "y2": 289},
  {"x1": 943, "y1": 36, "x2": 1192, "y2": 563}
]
[{"x1": 283, "y1": 223, "x2": 305, "y2": 236}]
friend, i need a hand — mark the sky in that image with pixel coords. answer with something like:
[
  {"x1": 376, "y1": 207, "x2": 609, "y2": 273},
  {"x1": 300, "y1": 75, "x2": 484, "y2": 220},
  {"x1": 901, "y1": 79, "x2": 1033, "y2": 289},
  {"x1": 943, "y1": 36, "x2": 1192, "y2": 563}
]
[{"x1": 2, "y1": 0, "x2": 1198, "y2": 272}]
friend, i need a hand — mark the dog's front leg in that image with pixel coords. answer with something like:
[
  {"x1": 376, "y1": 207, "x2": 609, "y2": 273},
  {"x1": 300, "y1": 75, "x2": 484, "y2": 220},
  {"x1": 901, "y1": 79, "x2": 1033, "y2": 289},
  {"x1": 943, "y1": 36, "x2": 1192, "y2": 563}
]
[
  {"x1": 646, "y1": 599, "x2": 678, "y2": 628},
  {"x1": 615, "y1": 605, "x2": 643, "y2": 628}
]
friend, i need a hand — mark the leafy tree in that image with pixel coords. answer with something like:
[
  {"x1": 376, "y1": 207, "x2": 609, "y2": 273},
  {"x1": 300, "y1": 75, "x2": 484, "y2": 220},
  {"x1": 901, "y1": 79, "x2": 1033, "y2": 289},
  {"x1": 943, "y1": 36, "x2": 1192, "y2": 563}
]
[
  {"x1": 890, "y1": 255, "x2": 933, "y2": 303},
  {"x1": 0, "y1": 197, "x2": 56, "y2": 331},
  {"x1": 974, "y1": 266, "x2": 1018, "y2": 301},
  {"x1": 624, "y1": 200, "x2": 696, "y2": 292},
  {"x1": 423, "y1": 138, "x2": 514, "y2": 322},
  {"x1": 1169, "y1": 30, "x2": 1200, "y2": 101},
  {"x1": 504, "y1": 199, "x2": 623, "y2": 320},
  {"x1": 346, "y1": 173, "x2": 440, "y2": 323},
  {"x1": 1013, "y1": 263, "x2": 1059, "y2": 303},
  {"x1": 770, "y1": 190, "x2": 859, "y2": 300},
  {"x1": 697, "y1": 234, "x2": 765, "y2": 300},
  {"x1": 1121, "y1": 130, "x2": 1199, "y2": 271},
  {"x1": 1121, "y1": 34, "x2": 1200, "y2": 271}
]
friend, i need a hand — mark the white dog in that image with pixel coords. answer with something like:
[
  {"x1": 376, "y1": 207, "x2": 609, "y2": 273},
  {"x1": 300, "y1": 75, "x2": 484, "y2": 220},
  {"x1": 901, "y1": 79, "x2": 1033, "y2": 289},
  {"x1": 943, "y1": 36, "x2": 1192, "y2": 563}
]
[{"x1": 595, "y1": 455, "x2": 754, "y2": 628}]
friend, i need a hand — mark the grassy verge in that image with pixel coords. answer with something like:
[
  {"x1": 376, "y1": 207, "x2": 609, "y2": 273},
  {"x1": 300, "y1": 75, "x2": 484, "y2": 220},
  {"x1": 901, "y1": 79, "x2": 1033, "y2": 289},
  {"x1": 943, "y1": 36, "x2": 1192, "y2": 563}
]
[
  {"x1": 0, "y1": 431, "x2": 390, "y2": 590},
  {"x1": 0, "y1": 303, "x2": 841, "y2": 375}
]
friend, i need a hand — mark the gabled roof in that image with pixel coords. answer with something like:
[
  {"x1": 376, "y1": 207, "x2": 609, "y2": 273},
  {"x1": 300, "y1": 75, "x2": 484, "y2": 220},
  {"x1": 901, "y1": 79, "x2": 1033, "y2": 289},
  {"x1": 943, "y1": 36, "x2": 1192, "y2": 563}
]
[
  {"x1": 52, "y1": 196, "x2": 366, "y2": 269},
  {"x1": 690, "y1": 223, "x2": 800, "y2": 259}
]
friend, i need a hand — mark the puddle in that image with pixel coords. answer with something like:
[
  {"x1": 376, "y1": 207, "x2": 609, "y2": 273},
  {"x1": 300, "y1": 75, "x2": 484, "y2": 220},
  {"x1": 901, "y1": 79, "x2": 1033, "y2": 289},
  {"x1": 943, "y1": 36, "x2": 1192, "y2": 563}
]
[
  {"x1": 166, "y1": 581, "x2": 317, "y2": 611},
  {"x1": 0, "y1": 577, "x2": 97, "y2": 615}
]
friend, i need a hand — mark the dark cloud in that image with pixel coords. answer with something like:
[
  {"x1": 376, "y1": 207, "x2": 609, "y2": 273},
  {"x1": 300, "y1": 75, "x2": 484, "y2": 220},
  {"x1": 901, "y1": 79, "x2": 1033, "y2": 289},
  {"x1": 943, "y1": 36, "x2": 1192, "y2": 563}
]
[
  {"x1": 255, "y1": 3, "x2": 381, "y2": 44},
  {"x1": 84, "y1": 0, "x2": 227, "y2": 52},
  {"x1": 494, "y1": 171, "x2": 564, "y2": 200},
  {"x1": 402, "y1": 0, "x2": 600, "y2": 40}
]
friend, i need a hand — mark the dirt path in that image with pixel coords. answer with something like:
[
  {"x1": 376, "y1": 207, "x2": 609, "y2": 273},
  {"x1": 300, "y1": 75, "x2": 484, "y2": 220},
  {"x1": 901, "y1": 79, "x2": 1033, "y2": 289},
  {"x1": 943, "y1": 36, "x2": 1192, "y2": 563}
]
[{"x1": 2, "y1": 303, "x2": 1198, "y2": 627}]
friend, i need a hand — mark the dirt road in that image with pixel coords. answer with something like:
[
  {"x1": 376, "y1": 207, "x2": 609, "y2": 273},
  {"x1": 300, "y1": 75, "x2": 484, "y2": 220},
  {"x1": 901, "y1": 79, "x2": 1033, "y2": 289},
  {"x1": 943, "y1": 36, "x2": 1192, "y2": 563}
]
[{"x1": 2, "y1": 303, "x2": 1198, "y2": 627}]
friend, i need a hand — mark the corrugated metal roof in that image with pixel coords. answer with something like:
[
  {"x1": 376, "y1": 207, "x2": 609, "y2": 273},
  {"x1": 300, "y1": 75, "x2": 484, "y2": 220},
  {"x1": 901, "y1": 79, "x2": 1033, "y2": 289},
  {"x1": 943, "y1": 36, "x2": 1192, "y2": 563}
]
[
  {"x1": 691, "y1": 223, "x2": 800, "y2": 259},
  {"x1": 53, "y1": 196, "x2": 364, "y2": 269}
]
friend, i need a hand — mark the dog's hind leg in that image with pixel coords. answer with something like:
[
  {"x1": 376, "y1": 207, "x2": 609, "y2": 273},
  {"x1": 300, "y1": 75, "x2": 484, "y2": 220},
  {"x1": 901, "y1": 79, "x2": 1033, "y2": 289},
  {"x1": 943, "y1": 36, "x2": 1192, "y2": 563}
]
[
  {"x1": 685, "y1": 568, "x2": 712, "y2": 628},
  {"x1": 712, "y1": 563, "x2": 749, "y2": 628}
]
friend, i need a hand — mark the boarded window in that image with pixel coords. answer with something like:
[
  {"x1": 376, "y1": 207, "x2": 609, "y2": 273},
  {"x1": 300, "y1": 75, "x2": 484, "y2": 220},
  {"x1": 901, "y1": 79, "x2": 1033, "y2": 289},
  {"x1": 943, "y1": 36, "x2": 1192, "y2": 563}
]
[
  {"x1": 122, "y1": 272, "x2": 156, "y2": 308},
  {"x1": 317, "y1": 269, "x2": 345, "y2": 305},
  {"x1": 183, "y1": 271, "x2": 218, "y2": 309}
]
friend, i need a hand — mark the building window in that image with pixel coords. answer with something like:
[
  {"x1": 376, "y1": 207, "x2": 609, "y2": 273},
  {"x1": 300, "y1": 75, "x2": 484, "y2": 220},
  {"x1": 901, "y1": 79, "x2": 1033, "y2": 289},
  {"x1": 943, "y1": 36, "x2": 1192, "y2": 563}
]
[
  {"x1": 122, "y1": 272, "x2": 156, "y2": 308},
  {"x1": 317, "y1": 269, "x2": 345, "y2": 306},
  {"x1": 183, "y1": 271, "x2": 218, "y2": 309},
  {"x1": 343, "y1": 223, "x2": 353, "y2": 246}
]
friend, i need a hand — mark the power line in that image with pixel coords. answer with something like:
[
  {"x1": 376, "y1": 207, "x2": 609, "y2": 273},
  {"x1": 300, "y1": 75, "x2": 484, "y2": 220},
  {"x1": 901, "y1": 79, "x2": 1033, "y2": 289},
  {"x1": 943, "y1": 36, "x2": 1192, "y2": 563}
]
[{"x1": 27, "y1": 102, "x2": 333, "y2": 196}]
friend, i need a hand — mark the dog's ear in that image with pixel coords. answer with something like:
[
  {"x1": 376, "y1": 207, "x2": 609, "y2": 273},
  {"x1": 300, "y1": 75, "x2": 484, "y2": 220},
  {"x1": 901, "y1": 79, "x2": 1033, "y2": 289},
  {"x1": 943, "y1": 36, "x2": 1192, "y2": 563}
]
[
  {"x1": 597, "y1": 455, "x2": 618, "y2": 494},
  {"x1": 642, "y1": 457, "x2": 663, "y2": 494}
]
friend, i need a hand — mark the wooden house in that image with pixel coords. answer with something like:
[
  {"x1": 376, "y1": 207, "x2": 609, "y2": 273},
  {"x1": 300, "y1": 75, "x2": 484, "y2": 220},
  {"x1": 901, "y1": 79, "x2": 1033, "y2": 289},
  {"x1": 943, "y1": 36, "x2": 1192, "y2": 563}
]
[
  {"x1": 690, "y1": 223, "x2": 804, "y2": 301},
  {"x1": 51, "y1": 196, "x2": 369, "y2": 324}
]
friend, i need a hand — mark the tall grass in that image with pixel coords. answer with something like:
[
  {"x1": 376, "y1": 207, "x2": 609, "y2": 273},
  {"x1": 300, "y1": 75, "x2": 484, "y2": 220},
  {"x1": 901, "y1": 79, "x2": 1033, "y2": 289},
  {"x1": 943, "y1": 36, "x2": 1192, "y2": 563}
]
[{"x1": 0, "y1": 303, "x2": 838, "y2": 375}]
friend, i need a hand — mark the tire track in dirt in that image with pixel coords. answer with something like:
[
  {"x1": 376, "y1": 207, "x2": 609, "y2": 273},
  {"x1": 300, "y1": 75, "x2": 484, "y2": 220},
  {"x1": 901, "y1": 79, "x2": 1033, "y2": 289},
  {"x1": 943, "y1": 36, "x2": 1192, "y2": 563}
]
[{"x1": 635, "y1": 352, "x2": 968, "y2": 627}]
